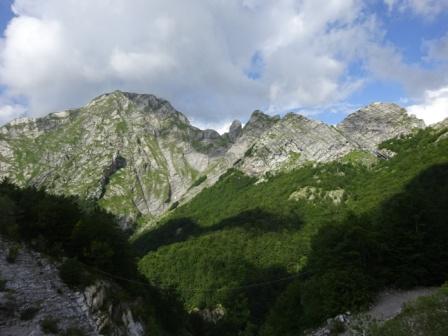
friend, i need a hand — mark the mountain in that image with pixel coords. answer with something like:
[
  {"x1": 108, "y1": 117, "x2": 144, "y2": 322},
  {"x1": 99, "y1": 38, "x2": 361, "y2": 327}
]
[
  {"x1": 0, "y1": 91, "x2": 236, "y2": 227},
  {"x1": 1, "y1": 90, "x2": 447, "y2": 336},
  {"x1": 0, "y1": 91, "x2": 424, "y2": 229}
]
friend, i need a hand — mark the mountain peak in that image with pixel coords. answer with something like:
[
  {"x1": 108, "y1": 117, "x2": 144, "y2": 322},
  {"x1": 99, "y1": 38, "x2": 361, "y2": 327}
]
[
  {"x1": 87, "y1": 90, "x2": 190, "y2": 126},
  {"x1": 243, "y1": 110, "x2": 280, "y2": 135},
  {"x1": 337, "y1": 102, "x2": 425, "y2": 150},
  {"x1": 90, "y1": 90, "x2": 172, "y2": 109}
]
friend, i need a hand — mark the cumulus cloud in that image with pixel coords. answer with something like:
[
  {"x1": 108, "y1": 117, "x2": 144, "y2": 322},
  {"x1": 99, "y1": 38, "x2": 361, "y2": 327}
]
[
  {"x1": 407, "y1": 87, "x2": 448, "y2": 125},
  {"x1": 364, "y1": 43, "x2": 446, "y2": 96},
  {"x1": 0, "y1": 0, "x2": 381, "y2": 126},
  {"x1": 0, "y1": 0, "x2": 446, "y2": 127}
]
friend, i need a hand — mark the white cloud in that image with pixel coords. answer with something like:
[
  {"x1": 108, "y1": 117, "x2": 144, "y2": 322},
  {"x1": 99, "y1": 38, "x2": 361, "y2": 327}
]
[
  {"x1": 407, "y1": 87, "x2": 448, "y2": 125},
  {"x1": 0, "y1": 0, "x2": 445, "y2": 127},
  {"x1": 425, "y1": 33, "x2": 448, "y2": 62},
  {"x1": 0, "y1": 0, "x2": 384, "y2": 125},
  {"x1": 384, "y1": 0, "x2": 448, "y2": 17},
  {"x1": 364, "y1": 43, "x2": 445, "y2": 96},
  {"x1": 190, "y1": 119, "x2": 233, "y2": 135}
]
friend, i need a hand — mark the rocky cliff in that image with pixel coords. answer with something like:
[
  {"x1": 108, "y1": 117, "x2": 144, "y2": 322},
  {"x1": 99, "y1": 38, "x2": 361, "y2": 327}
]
[{"x1": 0, "y1": 92, "x2": 425, "y2": 224}]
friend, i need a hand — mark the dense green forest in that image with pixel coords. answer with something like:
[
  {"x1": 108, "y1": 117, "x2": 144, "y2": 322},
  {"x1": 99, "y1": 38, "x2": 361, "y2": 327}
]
[{"x1": 136, "y1": 127, "x2": 448, "y2": 335}]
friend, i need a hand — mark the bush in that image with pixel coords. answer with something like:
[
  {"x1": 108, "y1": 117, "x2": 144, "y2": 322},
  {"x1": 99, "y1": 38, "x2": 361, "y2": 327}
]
[
  {"x1": 6, "y1": 244, "x2": 19, "y2": 263},
  {"x1": 41, "y1": 317, "x2": 59, "y2": 334},
  {"x1": 20, "y1": 306, "x2": 40, "y2": 321},
  {"x1": 190, "y1": 175, "x2": 207, "y2": 188},
  {"x1": 168, "y1": 201, "x2": 179, "y2": 211},
  {"x1": 59, "y1": 259, "x2": 91, "y2": 288},
  {"x1": 0, "y1": 277, "x2": 6, "y2": 291},
  {"x1": 62, "y1": 326, "x2": 87, "y2": 336}
]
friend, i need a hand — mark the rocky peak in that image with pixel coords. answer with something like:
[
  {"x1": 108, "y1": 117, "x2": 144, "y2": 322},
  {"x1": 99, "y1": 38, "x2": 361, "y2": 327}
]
[
  {"x1": 88, "y1": 90, "x2": 190, "y2": 126},
  {"x1": 228, "y1": 120, "x2": 242, "y2": 142},
  {"x1": 243, "y1": 110, "x2": 280, "y2": 137},
  {"x1": 337, "y1": 102, "x2": 425, "y2": 150},
  {"x1": 238, "y1": 112, "x2": 356, "y2": 175}
]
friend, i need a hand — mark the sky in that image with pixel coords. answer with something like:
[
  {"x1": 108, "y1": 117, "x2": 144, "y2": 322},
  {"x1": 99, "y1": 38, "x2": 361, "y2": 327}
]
[{"x1": 0, "y1": 0, "x2": 448, "y2": 132}]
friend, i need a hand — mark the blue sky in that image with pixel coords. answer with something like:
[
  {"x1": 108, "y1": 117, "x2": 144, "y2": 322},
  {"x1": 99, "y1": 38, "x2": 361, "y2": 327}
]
[
  {"x1": 0, "y1": 0, "x2": 447, "y2": 129},
  {"x1": 0, "y1": 1, "x2": 13, "y2": 34}
]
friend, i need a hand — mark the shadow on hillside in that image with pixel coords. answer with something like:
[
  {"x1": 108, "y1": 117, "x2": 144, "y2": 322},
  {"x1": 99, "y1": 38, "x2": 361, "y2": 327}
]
[
  {"x1": 133, "y1": 208, "x2": 304, "y2": 255},
  {"x1": 262, "y1": 162, "x2": 448, "y2": 334},
  {"x1": 169, "y1": 255, "x2": 293, "y2": 336}
]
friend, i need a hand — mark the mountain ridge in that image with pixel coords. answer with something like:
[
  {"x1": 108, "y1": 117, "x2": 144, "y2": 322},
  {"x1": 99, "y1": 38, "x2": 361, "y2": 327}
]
[{"x1": 0, "y1": 91, "x2": 425, "y2": 228}]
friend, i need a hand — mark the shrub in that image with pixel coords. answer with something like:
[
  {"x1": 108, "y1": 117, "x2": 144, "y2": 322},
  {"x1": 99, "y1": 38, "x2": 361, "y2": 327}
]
[
  {"x1": 59, "y1": 259, "x2": 91, "y2": 288},
  {"x1": 41, "y1": 317, "x2": 59, "y2": 334},
  {"x1": 168, "y1": 201, "x2": 179, "y2": 211},
  {"x1": 20, "y1": 306, "x2": 40, "y2": 321},
  {"x1": 62, "y1": 326, "x2": 87, "y2": 336},
  {"x1": 6, "y1": 244, "x2": 19, "y2": 263},
  {"x1": 0, "y1": 277, "x2": 6, "y2": 291},
  {"x1": 329, "y1": 319, "x2": 346, "y2": 335},
  {"x1": 191, "y1": 175, "x2": 207, "y2": 188}
]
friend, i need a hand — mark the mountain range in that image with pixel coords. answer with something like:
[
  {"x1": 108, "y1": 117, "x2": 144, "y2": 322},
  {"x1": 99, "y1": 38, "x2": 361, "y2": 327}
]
[{"x1": 0, "y1": 91, "x2": 426, "y2": 228}]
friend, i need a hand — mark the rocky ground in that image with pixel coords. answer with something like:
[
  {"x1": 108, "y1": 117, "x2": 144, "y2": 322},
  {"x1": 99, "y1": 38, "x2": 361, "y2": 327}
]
[
  {"x1": 0, "y1": 237, "x2": 144, "y2": 336},
  {"x1": 0, "y1": 237, "x2": 97, "y2": 335}
]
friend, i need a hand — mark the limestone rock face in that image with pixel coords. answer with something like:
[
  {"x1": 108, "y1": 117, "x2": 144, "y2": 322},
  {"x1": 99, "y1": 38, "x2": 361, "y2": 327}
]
[
  {"x1": 0, "y1": 91, "x2": 231, "y2": 225},
  {"x1": 337, "y1": 103, "x2": 425, "y2": 150},
  {"x1": 0, "y1": 93, "x2": 427, "y2": 224},
  {"x1": 223, "y1": 110, "x2": 280, "y2": 163},
  {"x1": 238, "y1": 113, "x2": 355, "y2": 175}
]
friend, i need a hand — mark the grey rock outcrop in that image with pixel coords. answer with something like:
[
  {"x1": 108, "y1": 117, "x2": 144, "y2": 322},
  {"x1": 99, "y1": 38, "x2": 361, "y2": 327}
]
[
  {"x1": 434, "y1": 117, "x2": 448, "y2": 130},
  {"x1": 228, "y1": 120, "x2": 242, "y2": 142},
  {"x1": 0, "y1": 237, "x2": 145, "y2": 336},
  {"x1": 237, "y1": 113, "x2": 355, "y2": 175},
  {"x1": 337, "y1": 103, "x2": 425, "y2": 150}
]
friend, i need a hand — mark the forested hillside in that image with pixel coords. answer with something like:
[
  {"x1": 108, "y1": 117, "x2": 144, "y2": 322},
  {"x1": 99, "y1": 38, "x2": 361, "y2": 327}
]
[
  {"x1": 0, "y1": 182, "x2": 189, "y2": 335},
  {"x1": 136, "y1": 126, "x2": 448, "y2": 335}
]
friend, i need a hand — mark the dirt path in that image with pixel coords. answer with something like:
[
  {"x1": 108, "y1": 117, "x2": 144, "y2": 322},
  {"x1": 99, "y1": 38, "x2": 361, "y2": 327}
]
[{"x1": 366, "y1": 287, "x2": 438, "y2": 321}]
